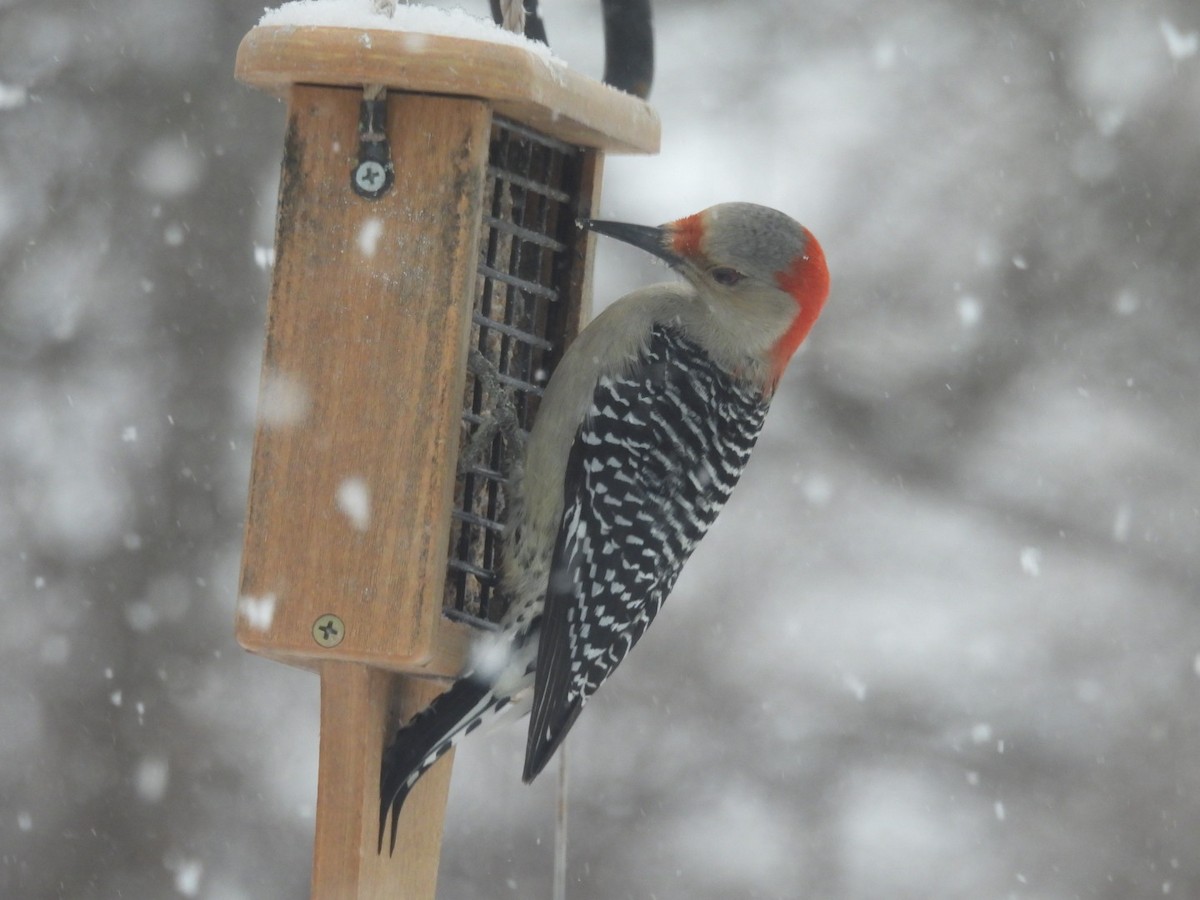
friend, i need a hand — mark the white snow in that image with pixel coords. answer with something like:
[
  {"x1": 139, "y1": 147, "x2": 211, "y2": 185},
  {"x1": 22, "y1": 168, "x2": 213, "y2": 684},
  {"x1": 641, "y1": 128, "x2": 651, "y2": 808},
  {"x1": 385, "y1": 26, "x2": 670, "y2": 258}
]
[
  {"x1": 336, "y1": 476, "x2": 371, "y2": 531},
  {"x1": 136, "y1": 754, "x2": 170, "y2": 802},
  {"x1": 1019, "y1": 546, "x2": 1041, "y2": 576},
  {"x1": 257, "y1": 371, "x2": 310, "y2": 426},
  {"x1": 253, "y1": 244, "x2": 275, "y2": 270},
  {"x1": 1160, "y1": 19, "x2": 1199, "y2": 61},
  {"x1": 135, "y1": 137, "x2": 205, "y2": 199},
  {"x1": 956, "y1": 295, "x2": 982, "y2": 327},
  {"x1": 0, "y1": 83, "x2": 28, "y2": 110},
  {"x1": 165, "y1": 854, "x2": 204, "y2": 897},
  {"x1": 798, "y1": 472, "x2": 834, "y2": 507},
  {"x1": 469, "y1": 631, "x2": 513, "y2": 681},
  {"x1": 1113, "y1": 289, "x2": 1139, "y2": 315},
  {"x1": 259, "y1": 1, "x2": 559, "y2": 62},
  {"x1": 843, "y1": 673, "x2": 868, "y2": 701},
  {"x1": 1112, "y1": 504, "x2": 1132, "y2": 542},
  {"x1": 357, "y1": 217, "x2": 384, "y2": 257},
  {"x1": 872, "y1": 39, "x2": 898, "y2": 71},
  {"x1": 237, "y1": 593, "x2": 277, "y2": 632},
  {"x1": 11, "y1": 1, "x2": 1200, "y2": 897},
  {"x1": 1071, "y1": 9, "x2": 1174, "y2": 115}
]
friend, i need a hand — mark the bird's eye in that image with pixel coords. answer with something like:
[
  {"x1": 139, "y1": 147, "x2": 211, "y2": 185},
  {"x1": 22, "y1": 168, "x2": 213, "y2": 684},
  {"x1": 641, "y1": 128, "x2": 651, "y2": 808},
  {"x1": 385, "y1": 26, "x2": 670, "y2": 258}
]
[{"x1": 710, "y1": 267, "x2": 744, "y2": 286}]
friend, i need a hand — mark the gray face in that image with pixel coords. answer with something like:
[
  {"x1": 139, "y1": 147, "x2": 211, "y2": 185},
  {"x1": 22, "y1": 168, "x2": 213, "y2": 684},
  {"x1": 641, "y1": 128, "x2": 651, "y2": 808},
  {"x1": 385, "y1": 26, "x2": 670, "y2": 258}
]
[{"x1": 698, "y1": 202, "x2": 807, "y2": 282}]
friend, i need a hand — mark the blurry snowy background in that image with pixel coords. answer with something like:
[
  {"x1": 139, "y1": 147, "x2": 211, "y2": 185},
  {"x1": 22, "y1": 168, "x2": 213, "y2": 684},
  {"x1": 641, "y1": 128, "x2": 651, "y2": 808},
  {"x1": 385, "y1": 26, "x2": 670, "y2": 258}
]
[{"x1": 2, "y1": 0, "x2": 1198, "y2": 897}]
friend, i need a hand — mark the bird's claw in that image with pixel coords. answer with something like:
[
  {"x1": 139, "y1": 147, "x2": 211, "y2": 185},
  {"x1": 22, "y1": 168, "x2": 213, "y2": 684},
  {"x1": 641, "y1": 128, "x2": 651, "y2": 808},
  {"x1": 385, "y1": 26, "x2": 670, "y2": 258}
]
[{"x1": 460, "y1": 349, "x2": 526, "y2": 476}]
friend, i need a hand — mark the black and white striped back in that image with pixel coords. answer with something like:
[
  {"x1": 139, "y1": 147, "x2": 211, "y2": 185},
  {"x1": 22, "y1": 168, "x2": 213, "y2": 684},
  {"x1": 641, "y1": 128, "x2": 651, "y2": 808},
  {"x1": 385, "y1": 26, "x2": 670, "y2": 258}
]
[{"x1": 524, "y1": 324, "x2": 770, "y2": 779}]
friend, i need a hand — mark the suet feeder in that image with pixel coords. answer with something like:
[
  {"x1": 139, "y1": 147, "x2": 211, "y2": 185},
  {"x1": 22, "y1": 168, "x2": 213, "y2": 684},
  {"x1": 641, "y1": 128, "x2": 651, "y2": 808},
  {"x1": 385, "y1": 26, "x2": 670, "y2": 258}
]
[{"x1": 233, "y1": 11, "x2": 658, "y2": 898}]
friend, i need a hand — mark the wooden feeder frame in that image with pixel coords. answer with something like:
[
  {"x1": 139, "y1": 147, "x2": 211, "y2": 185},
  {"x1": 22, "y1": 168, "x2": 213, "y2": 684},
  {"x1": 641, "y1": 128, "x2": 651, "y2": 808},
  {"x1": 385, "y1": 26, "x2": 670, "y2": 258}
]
[{"x1": 234, "y1": 21, "x2": 658, "y2": 899}]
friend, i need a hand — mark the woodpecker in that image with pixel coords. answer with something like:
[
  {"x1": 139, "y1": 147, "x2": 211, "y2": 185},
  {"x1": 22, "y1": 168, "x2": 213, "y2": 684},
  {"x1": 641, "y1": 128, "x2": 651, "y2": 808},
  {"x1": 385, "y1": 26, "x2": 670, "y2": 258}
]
[{"x1": 379, "y1": 202, "x2": 829, "y2": 851}]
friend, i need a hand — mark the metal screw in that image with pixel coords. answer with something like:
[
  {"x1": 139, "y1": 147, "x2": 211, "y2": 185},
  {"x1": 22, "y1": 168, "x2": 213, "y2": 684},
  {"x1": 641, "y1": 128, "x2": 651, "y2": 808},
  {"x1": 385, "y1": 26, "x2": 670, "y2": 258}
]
[
  {"x1": 353, "y1": 160, "x2": 388, "y2": 196},
  {"x1": 312, "y1": 613, "x2": 345, "y2": 648}
]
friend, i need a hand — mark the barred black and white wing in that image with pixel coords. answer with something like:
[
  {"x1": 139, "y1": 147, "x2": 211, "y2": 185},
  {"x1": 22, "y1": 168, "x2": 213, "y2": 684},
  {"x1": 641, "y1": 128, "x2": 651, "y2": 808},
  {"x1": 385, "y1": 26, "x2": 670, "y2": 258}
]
[{"x1": 523, "y1": 325, "x2": 770, "y2": 781}]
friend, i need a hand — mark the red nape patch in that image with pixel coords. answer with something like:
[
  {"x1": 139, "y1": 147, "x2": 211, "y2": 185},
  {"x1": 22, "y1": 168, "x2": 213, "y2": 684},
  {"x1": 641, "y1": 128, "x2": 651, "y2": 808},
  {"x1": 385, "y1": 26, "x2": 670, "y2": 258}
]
[
  {"x1": 769, "y1": 227, "x2": 830, "y2": 386},
  {"x1": 669, "y1": 212, "x2": 705, "y2": 258}
]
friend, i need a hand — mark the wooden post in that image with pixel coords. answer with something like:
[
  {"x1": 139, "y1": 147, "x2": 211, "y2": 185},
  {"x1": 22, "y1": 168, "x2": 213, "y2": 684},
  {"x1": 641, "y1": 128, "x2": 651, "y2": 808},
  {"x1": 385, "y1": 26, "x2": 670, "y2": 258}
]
[
  {"x1": 311, "y1": 665, "x2": 450, "y2": 898},
  {"x1": 233, "y1": 21, "x2": 658, "y2": 899}
]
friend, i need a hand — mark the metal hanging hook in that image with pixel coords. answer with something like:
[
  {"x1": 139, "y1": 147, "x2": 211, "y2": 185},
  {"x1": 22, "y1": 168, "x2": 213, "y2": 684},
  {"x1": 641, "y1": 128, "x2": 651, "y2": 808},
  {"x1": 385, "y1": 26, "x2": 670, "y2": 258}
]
[
  {"x1": 488, "y1": 0, "x2": 654, "y2": 99},
  {"x1": 351, "y1": 84, "x2": 395, "y2": 200}
]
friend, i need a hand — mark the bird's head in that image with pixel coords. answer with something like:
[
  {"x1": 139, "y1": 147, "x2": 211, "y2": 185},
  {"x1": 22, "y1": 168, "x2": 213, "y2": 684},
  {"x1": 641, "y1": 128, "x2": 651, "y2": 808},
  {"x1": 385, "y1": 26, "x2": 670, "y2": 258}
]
[{"x1": 581, "y1": 202, "x2": 829, "y2": 392}]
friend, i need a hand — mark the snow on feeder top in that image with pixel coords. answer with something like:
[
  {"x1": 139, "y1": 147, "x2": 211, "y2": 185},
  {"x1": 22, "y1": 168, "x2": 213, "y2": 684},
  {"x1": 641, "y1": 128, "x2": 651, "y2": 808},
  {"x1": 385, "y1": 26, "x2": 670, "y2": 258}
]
[
  {"x1": 243, "y1": 2, "x2": 659, "y2": 152},
  {"x1": 234, "y1": 2, "x2": 659, "y2": 680}
]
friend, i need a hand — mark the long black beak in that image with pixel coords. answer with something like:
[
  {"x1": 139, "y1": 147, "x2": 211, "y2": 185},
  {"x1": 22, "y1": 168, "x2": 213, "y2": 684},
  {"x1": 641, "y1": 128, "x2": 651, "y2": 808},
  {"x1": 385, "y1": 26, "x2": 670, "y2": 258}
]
[{"x1": 578, "y1": 218, "x2": 684, "y2": 267}]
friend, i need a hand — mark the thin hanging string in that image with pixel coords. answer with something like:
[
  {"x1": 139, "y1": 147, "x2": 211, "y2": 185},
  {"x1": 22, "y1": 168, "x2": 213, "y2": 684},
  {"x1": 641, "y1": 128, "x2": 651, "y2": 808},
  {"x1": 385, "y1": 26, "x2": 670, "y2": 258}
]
[
  {"x1": 490, "y1": 0, "x2": 549, "y2": 45},
  {"x1": 496, "y1": 7, "x2": 562, "y2": 894},
  {"x1": 365, "y1": 1, "x2": 396, "y2": 100},
  {"x1": 554, "y1": 740, "x2": 568, "y2": 900},
  {"x1": 499, "y1": 0, "x2": 526, "y2": 35}
]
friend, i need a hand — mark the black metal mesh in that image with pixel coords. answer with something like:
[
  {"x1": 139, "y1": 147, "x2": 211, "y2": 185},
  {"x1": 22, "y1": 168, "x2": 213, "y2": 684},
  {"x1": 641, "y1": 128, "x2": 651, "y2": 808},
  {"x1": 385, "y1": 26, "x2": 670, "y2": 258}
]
[{"x1": 444, "y1": 117, "x2": 584, "y2": 624}]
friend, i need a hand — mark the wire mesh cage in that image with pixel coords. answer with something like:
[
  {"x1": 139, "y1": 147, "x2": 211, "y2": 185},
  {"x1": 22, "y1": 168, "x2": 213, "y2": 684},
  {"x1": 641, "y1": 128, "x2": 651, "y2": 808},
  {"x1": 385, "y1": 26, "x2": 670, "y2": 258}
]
[{"x1": 445, "y1": 117, "x2": 585, "y2": 624}]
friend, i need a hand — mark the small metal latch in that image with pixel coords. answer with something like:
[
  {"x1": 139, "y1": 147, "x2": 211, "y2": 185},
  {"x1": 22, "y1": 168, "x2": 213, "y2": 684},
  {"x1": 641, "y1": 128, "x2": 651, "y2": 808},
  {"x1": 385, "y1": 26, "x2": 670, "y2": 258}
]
[{"x1": 351, "y1": 86, "x2": 394, "y2": 200}]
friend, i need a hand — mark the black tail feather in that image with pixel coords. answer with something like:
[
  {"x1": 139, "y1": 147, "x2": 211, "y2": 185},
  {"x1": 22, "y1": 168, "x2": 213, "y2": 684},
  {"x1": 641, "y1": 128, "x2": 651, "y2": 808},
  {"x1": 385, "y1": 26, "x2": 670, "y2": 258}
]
[{"x1": 378, "y1": 675, "x2": 493, "y2": 855}]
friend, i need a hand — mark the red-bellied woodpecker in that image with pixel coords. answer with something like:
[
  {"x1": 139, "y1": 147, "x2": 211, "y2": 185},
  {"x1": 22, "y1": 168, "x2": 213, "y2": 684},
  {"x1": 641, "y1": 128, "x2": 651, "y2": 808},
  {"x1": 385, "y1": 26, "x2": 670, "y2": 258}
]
[{"x1": 380, "y1": 202, "x2": 830, "y2": 851}]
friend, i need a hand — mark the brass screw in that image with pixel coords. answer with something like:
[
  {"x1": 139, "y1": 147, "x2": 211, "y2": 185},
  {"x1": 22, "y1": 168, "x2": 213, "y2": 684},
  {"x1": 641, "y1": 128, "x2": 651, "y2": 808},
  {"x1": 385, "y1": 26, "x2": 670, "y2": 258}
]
[{"x1": 312, "y1": 614, "x2": 345, "y2": 648}]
